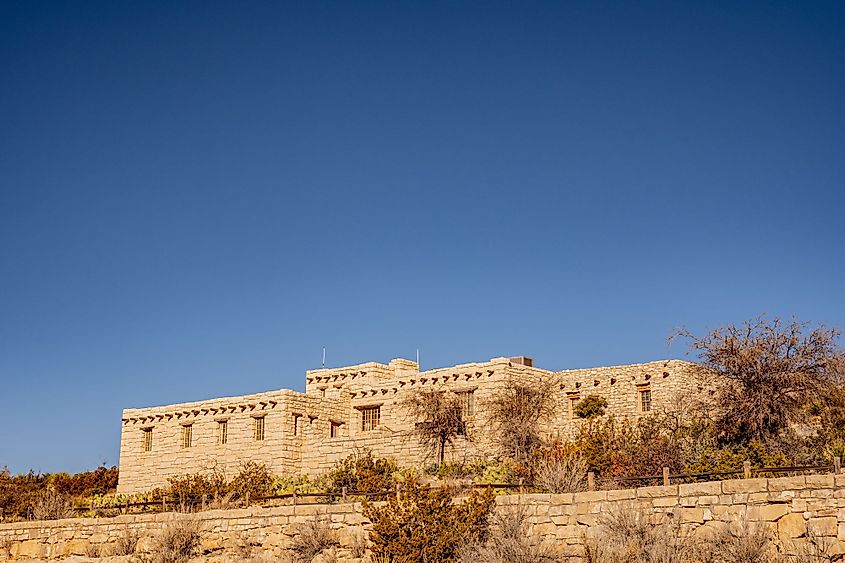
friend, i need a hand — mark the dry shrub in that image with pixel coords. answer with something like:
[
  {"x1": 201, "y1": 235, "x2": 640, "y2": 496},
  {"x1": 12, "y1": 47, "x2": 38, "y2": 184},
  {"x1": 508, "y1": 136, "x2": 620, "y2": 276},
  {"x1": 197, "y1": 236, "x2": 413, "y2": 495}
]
[
  {"x1": 111, "y1": 526, "x2": 139, "y2": 556},
  {"x1": 289, "y1": 518, "x2": 339, "y2": 563},
  {"x1": 696, "y1": 519, "x2": 779, "y2": 563},
  {"x1": 487, "y1": 379, "x2": 556, "y2": 464},
  {"x1": 150, "y1": 518, "x2": 202, "y2": 563},
  {"x1": 31, "y1": 489, "x2": 74, "y2": 520},
  {"x1": 460, "y1": 502, "x2": 561, "y2": 563},
  {"x1": 229, "y1": 461, "x2": 273, "y2": 501},
  {"x1": 350, "y1": 530, "x2": 368, "y2": 558},
  {"x1": 532, "y1": 446, "x2": 588, "y2": 493},
  {"x1": 584, "y1": 505, "x2": 689, "y2": 563}
]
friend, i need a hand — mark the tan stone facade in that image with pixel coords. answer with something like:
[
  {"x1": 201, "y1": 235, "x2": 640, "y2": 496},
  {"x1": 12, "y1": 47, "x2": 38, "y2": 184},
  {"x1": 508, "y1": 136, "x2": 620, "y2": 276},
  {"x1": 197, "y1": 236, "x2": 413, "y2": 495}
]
[{"x1": 117, "y1": 356, "x2": 702, "y2": 494}]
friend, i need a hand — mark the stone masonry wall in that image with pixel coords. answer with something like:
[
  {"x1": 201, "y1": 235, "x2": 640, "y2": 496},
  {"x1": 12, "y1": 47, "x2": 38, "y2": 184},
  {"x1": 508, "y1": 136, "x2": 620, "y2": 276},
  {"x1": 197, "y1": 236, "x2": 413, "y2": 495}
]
[
  {"x1": 118, "y1": 357, "x2": 704, "y2": 493},
  {"x1": 3, "y1": 474, "x2": 844, "y2": 561}
]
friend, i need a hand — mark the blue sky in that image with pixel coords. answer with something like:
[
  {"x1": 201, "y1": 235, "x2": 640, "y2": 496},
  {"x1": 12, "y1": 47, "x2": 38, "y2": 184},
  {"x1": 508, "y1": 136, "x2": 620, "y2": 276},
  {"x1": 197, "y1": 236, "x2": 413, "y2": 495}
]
[{"x1": 1, "y1": 1, "x2": 843, "y2": 474}]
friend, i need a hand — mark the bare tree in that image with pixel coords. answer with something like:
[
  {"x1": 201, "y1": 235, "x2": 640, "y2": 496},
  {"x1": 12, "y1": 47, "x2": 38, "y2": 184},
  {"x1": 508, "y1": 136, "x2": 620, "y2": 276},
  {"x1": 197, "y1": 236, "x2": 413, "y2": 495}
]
[
  {"x1": 674, "y1": 316, "x2": 845, "y2": 445},
  {"x1": 403, "y1": 390, "x2": 466, "y2": 467},
  {"x1": 487, "y1": 378, "x2": 555, "y2": 465}
]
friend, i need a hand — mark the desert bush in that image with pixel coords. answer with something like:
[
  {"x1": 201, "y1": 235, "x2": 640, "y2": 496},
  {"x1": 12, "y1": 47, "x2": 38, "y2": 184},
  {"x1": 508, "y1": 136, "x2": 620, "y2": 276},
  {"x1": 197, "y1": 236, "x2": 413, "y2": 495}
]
[
  {"x1": 574, "y1": 416, "x2": 684, "y2": 479},
  {"x1": 111, "y1": 526, "x2": 140, "y2": 556},
  {"x1": 288, "y1": 518, "x2": 339, "y2": 563},
  {"x1": 487, "y1": 379, "x2": 556, "y2": 464},
  {"x1": 52, "y1": 465, "x2": 119, "y2": 497},
  {"x1": 327, "y1": 450, "x2": 398, "y2": 494},
  {"x1": 364, "y1": 478, "x2": 494, "y2": 563},
  {"x1": 0, "y1": 468, "x2": 46, "y2": 521},
  {"x1": 155, "y1": 470, "x2": 227, "y2": 508},
  {"x1": 584, "y1": 505, "x2": 690, "y2": 563},
  {"x1": 271, "y1": 473, "x2": 330, "y2": 495},
  {"x1": 229, "y1": 461, "x2": 273, "y2": 500},
  {"x1": 574, "y1": 395, "x2": 608, "y2": 419},
  {"x1": 684, "y1": 440, "x2": 788, "y2": 475},
  {"x1": 460, "y1": 502, "x2": 561, "y2": 563},
  {"x1": 695, "y1": 519, "x2": 778, "y2": 563},
  {"x1": 150, "y1": 518, "x2": 202, "y2": 563},
  {"x1": 532, "y1": 445, "x2": 587, "y2": 493},
  {"x1": 32, "y1": 489, "x2": 74, "y2": 520}
]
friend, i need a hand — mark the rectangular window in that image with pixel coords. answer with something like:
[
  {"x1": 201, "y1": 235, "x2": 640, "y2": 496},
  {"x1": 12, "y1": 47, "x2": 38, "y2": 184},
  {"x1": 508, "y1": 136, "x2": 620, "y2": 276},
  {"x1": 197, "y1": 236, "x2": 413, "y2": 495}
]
[
  {"x1": 142, "y1": 428, "x2": 153, "y2": 452},
  {"x1": 217, "y1": 420, "x2": 228, "y2": 445},
  {"x1": 330, "y1": 421, "x2": 342, "y2": 438},
  {"x1": 568, "y1": 396, "x2": 580, "y2": 419},
  {"x1": 640, "y1": 389, "x2": 652, "y2": 413},
  {"x1": 360, "y1": 406, "x2": 381, "y2": 431},
  {"x1": 457, "y1": 390, "x2": 475, "y2": 418},
  {"x1": 253, "y1": 416, "x2": 265, "y2": 441},
  {"x1": 293, "y1": 414, "x2": 302, "y2": 437},
  {"x1": 181, "y1": 424, "x2": 192, "y2": 448}
]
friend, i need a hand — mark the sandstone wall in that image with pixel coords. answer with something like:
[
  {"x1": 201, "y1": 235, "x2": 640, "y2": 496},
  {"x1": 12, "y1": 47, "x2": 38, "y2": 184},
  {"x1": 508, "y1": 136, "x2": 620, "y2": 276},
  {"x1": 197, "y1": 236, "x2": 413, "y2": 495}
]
[
  {"x1": 118, "y1": 357, "x2": 704, "y2": 493},
  {"x1": 4, "y1": 474, "x2": 844, "y2": 561}
]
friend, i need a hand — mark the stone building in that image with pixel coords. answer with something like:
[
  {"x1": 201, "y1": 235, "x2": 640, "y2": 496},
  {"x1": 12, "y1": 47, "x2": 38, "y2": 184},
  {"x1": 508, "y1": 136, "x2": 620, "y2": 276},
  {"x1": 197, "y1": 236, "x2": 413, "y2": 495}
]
[{"x1": 117, "y1": 355, "x2": 702, "y2": 494}]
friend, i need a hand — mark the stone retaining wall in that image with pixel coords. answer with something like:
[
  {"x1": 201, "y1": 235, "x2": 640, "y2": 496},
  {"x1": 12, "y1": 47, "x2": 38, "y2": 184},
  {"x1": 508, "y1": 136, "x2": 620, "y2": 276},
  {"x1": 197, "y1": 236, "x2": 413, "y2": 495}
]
[{"x1": 3, "y1": 474, "x2": 844, "y2": 561}]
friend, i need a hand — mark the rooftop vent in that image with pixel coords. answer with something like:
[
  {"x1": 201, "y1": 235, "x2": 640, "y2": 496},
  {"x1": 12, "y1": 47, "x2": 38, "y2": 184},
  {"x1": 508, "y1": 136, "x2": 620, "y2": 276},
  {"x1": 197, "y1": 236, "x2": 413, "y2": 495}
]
[{"x1": 508, "y1": 356, "x2": 533, "y2": 367}]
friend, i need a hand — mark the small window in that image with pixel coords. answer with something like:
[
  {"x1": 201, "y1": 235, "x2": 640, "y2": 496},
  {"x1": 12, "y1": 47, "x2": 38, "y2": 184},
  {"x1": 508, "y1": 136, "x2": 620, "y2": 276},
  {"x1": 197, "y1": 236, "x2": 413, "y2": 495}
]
[
  {"x1": 217, "y1": 420, "x2": 228, "y2": 445},
  {"x1": 456, "y1": 390, "x2": 475, "y2": 418},
  {"x1": 640, "y1": 389, "x2": 652, "y2": 413},
  {"x1": 142, "y1": 428, "x2": 153, "y2": 452},
  {"x1": 330, "y1": 421, "x2": 343, "y2": 438},
  {"x1": 360, "y1": 406, "x2": 381, "y2": 431},
  {"x1": 568, "y1": 396, "x2": 580, "y2": 419},
  {"x1": 293, "y1": 414, "x2": 302, "y2": 436},
  {"x1": 181, "y1": 424, "x2": 193, "y2": 448},
  {"x1": 253, "y1": 416, "x2": 265, "y2": 441}
]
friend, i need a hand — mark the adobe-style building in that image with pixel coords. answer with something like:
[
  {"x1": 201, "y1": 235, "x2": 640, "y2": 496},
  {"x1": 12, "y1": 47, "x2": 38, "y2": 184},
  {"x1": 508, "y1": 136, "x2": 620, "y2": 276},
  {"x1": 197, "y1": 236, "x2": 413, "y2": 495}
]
[{"x1": 116, "y1": 356, "x2": 702, "y2": 494}]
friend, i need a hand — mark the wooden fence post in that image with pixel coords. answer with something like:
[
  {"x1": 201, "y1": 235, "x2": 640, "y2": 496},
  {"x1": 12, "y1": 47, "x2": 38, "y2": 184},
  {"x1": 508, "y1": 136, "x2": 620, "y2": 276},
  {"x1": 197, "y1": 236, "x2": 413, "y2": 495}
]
[
  {"x1": 162, "y1": 496, "x2": 167, "y2": 512},
  {"x1": 663, "y1": 467, "x2": 670, "y2": 487},
  {"x1": 292, "y1": 489, "x2": 297, "y2": 507},
  {"x1": 245, "y1": 491, "x2": 250, "y2": 508},
  {"x1": 743, "y1": 461, "x2": 751, "y2": 479},
  {"x1": 834, "y1": 457, "x2": 841, "y2": 475},
  {"x1": 519, "y1": 478, "x2": 524, "y2": 495},
  {"x1": 587, "y1": 472, "x2": 595, "y2": 491},
  {"x1": 342, "y1": 487, "x2": 347, "y2": 502},
  {"x1": 395, "y1": 482, "x2": 401, "y2": 501}
]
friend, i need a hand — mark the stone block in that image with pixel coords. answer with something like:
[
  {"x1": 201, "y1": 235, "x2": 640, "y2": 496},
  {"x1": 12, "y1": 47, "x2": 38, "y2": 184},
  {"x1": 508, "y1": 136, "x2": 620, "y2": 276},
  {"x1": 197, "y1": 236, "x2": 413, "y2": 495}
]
[
  {"x1": 722, "y1": 478, "x2": 767, "y2": 494},
  {"x1": 808, "y1": 517, "x2": 838, "y2": 537},
  {"x1": 768, "y1": 476, "x2": 806, "y2": 492},
  {"x1": 756, "y1": 504, "x2": 789, "y2": 521},
  {"x1": 680, "y1": 508, "x2": 705, "y2": 524},
  {"x1": 778, "y1": 513, "x2": 806, "y2": 539},
  {"x1": 806, "y1": 475, "x2": 835, "y2": 488},
  {"x1": 678, "y1": 481, "x2": 722, "y2": 497}
]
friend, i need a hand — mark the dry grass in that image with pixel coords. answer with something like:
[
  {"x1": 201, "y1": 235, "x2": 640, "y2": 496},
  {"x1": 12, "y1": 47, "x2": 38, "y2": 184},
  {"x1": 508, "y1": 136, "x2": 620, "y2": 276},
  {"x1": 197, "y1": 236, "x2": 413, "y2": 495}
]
[
  {"x1": 460, "y1": 502, "x2": 561, "y2": 563},
  {"x1": 148, "y1": 517, "x2": 202, "y2": 563},
  {"x1": 533, "y1": 452, "x2": 588, "y2": 493},
  {"x1": 111, "y1": 526, "x2": 140, "y2": 556},
  {"x1": 289, "y1": 518, "x2": 339, "y2": 563},
  {"x1": 584, "y1": 505, "x2": 690, "y2": 563},
  {"x1": 696, "y1": 519, "x2": 779, "y2": 563}
]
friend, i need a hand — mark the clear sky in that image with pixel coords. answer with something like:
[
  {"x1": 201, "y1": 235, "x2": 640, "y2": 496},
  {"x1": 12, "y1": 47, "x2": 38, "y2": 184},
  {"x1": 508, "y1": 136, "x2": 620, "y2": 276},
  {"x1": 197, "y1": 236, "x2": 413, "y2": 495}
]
[{"x1": 1, "y1": 1, "x2": 843, "y2": 475}]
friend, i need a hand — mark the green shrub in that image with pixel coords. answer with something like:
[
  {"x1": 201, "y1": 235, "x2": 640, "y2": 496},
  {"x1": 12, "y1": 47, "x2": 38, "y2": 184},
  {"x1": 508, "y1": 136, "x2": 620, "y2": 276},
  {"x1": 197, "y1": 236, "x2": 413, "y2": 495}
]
[
  {"x1": 364, "y1": 478, "x2": 494, "y2": 563},
  {"x1": 326, "y1": 450, "x2": 398, "y2": 494},
  {"x1": 574, "y1": 395, "x2": 608, "y2": 419},
  {"x1": 228, "y1": 461, "x2": 273, "y2": 500},
  {"x1": 155, "y1": 470, "x2": 227, "y2": 507}
]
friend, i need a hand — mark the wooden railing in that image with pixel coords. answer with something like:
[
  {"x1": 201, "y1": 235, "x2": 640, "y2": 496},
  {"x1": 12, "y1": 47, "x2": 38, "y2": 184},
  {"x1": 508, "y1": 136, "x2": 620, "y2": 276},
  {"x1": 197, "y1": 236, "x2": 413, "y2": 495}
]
[{"x1": 64, "y1": 456, "x2": 841, "y2": 519}]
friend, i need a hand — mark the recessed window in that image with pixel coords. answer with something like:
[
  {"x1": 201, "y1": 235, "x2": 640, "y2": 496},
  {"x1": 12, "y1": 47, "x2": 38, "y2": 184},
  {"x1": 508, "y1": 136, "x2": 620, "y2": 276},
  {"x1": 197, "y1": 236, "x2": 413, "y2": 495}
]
[
  {"x1": 568, "y1": 396, "x2": 580, "y2": 419},
  {"x1": 456, "y1": 390, "x2": 475, "y2": 418},
  {"x1": 142, "y1": 428, "x2": 153, "y2": 452},
  {"x1": 293, "y1": 414, "x2": 302, "y2": 436},
  {"x1": 640, "y1": 389, "x2": 652, "y2": 413},
  {"x1": 330, "y1": 421, "x2": 343, "y2": 438},
  {"x1": 217, "y1": 420, "x2": 228, "y2": 445},
  {"x1": 360, "y1": 406, "x2": 381, "y2": 431},
  {"x1": 181, "y1": 424, "x2": 193, "y2": 448},
  {"x1": 253, "y1": 416, "x2": 265, "y2": 441}
]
